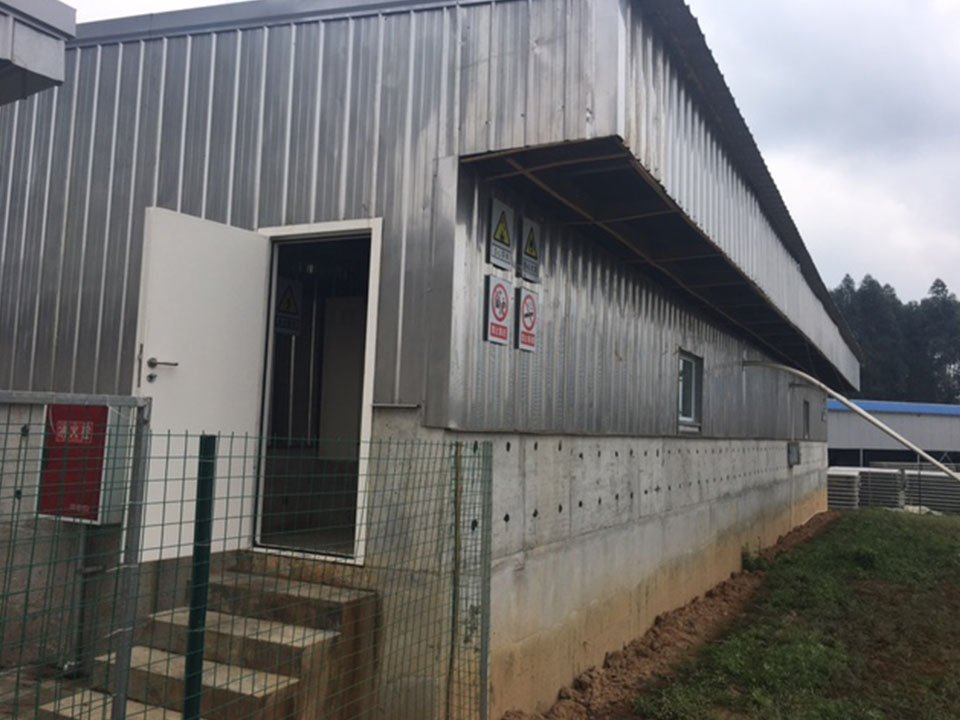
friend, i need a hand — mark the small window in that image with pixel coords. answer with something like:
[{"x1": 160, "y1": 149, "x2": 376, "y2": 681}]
[
  {"x1": 802, "y1": 399, "x2": 811, "y2": 439},
  {"x1": 678, "y1": 351, "x2": 703, "y2": 428}
]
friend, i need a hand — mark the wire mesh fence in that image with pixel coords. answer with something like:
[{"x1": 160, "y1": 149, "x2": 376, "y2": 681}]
[{"x1": 0, "y1": 393, "x2": 492, "y2": 720}]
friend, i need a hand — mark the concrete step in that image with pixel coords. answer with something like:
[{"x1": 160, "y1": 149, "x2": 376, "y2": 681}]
[
  {"x1": 142, "y1": 608, "x2": 338, "y2": 677},
  {"x1": 207, "y1": 571, "x2": 375, "y2": 631},
  {"x1": 207, "y1": 569, "x2": 378, "y2": 720},
  {"x1": 37, "y1": 689, "x2": 207, "y2": 719},
  {"x1": 91, "y1": 646, "x2": 298, "y2": 720}
]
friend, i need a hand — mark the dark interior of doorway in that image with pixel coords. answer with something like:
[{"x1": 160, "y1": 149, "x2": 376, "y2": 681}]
[{"x1": 259, "y1": 237, "x2": 369, "y2": 556}]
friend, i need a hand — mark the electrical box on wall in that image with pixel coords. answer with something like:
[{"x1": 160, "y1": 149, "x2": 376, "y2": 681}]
[
  {"x1": 37, "y1": 404, "x2": 133, "y2": 525},
  {"x1": 787, "y1": 441, "x2": 801, "y2": 468}
]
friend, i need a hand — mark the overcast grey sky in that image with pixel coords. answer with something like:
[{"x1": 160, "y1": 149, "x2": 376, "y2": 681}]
[{"x1": 71, "y1": 0, "x2": 960, "y2": 301}]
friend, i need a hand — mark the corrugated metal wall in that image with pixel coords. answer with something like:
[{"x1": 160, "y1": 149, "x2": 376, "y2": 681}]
[
  {"x1": 0, "y1": 0, "x2": 848, "y2": 436},
  {"x1": 616, "y1": 0, "x2": 859, "y2": 384},
  {"x1": 830, "y1": 411, "x2": 960, "y2": 453},
  {"x1": 447, "y1": 167, "x2": 828, "y2": 439},
  {"x1": 0, "y1": 0, "x2": 608, "y2": 401}
]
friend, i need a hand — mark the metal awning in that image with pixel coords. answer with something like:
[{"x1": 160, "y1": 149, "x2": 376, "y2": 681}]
[
  {"x1": 464, "y1": 136, "x2": 854, "y2": 390},
  {"x1": 0, "y1": 0, "x2": 76, "y2": 106}
]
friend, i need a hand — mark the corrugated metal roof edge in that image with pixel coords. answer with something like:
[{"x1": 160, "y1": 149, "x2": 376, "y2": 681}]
[
  {"x1": 828, "y1": 399, "x2": 960, "y2": 417},
  {"x1": 72, "y1": 0, "x2": 468, "y2": 44},
  {"x1": 640, "y1": 0, "x2": 863, "y2": 365}
]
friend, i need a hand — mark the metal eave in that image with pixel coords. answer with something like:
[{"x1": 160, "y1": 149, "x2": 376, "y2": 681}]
[
  {"x1": 463, "y1": 137, "x2": 856, "y2": 391},
  {"x1": 638, "y1": 0, "x2": 862, "y2": 365}
]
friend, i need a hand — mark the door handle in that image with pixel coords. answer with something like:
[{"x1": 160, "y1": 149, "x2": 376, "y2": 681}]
[{"x1": 146, "y1": 357, "x2": 179, "y2": 369}]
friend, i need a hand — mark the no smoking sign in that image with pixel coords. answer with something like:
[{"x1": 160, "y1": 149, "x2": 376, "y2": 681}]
[
  {"x1": 484, "y1": 275, "x2": 513, "y2": 345},
  {"x1": 515, "y1": 287, "x2": 538, "y2": 352}
]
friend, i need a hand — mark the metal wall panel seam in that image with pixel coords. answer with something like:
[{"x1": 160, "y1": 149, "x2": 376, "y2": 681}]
[
  {"x1": 391, "y1": 10, "x2": 417, "y2": 403},
  {"x1": 90, "y1": 45, "x2": 124, "y2": 391},
  {"x1": 225, "y1": 30, "x2": 241, "y2": 224},
  {"x1": 7, "y1": 98, "x2": 34, "y2": 389},
  {"x1": 176, "y1": 34, "x2": 192, "y2": 213},
  {"x1": 150, "y1": 38, "x2": 168, "y2": 208},
  {"x1": 27, "y1": 86, "x2": 59, "y2": 389},
  {"x1": 0, "y1": 102, "x2": 20, "y2": 382},
  {"x1": 111, "y1": 41, "x2": 145, "y2": 394},
  {"x1": 257, "y1": 27, "x2": 271, "y2": 227},
  {"x1": 68, "y1": 44, "x2": 102, "y2": 391},
  {"x1": 46, "y1": 51, "x2": 79, "y2": 391},
  {"x1": 200, "y1": 33, "x2": 218, "y2": 220},
  {"x1": 279, "y1": 24, "x2": 296, "y2": 223},
  {"x1": 307, "y1": 22, "x2": 324, "y2": 222},
  {"x1": 366, "y1": 14, "x2": 384, "y2": 216},
  {"x1": 337, "y1": 18, "x2": 355, "y2": 220}
]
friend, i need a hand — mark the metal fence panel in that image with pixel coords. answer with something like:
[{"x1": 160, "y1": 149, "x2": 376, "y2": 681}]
[{"x1": 0, "y1": 394, "x2": 491, "y2": 720}]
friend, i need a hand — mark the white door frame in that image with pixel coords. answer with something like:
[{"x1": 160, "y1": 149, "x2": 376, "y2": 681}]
[{"x1": 254, "y1": 218, "x2": 382, "y2": 566}]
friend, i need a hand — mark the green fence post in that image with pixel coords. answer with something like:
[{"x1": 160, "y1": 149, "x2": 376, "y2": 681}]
[{"x1": 183, "y1": 434, "x2": 217, "y2": 720}]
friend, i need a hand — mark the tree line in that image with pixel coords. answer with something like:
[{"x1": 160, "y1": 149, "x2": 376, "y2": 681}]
[{"x1": 830, "y1": 276, "x2": 960, "y2": 403}]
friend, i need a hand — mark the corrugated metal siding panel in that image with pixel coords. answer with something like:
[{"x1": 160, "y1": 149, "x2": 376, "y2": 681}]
[
  {"x1": 829, "y1": 412, "x2": 960, "y2": 453},
  {"x1": 1, "y1": 2, "x2": 511, "y2": 399},
  {"x1": 448, "y1": 168, "x2": 828, "y2": 438},
  {"x1": 0, "y1": 0, "x2": 854, "y2": 421},
  {"x1": 457, "y1": 0, "x2": 600, "y2": 155},
  {"x1": 618, "y1": 1, "x2": 858, "y2": 385}
]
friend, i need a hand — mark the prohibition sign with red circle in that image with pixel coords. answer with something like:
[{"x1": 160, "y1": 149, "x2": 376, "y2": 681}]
[
  {"x1": 491, "y1": 282, "x2": 510, "y2": 322},
  {"x1": 521, "y1": 293, "x2": 537, "y2": 332}
]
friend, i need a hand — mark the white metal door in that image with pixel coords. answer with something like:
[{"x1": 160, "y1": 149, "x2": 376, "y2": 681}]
[{"x1": 134, "y1": 207, "x2": 271, "y2": 560}]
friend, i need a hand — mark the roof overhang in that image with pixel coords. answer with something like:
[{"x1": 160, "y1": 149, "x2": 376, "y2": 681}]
[
  {"x1": 0, "y1": 0, "x2": 75, "y2": 106},
  {"x1": 465, "y1": 137, "x2": 856, "y2": 391}
]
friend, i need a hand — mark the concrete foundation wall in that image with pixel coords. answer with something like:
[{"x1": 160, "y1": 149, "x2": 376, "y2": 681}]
[{"x1": 488, "y1": 434, "x2": 827, "y2": 716}]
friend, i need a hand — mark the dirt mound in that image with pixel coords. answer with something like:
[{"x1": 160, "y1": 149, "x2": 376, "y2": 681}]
[{"x1": 501, "y1": 511, "x2": 840, "y2": 720}]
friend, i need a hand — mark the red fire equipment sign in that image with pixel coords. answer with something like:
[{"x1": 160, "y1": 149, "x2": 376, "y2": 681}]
[{"x1": 38, "y1": 405, "x2": 109, "y2": 522}]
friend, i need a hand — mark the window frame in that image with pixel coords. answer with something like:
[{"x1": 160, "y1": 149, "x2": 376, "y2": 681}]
[{"x1": 677, "y1": 350, "x2": 704, "y2": 430}]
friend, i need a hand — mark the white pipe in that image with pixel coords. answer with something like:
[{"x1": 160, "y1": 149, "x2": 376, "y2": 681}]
[{"x1": 743, "y1": 360, "x2": 960, "y2": 484}]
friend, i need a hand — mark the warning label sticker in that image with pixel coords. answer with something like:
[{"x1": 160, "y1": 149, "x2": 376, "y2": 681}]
[
  {"x1": 488, "y1": 199, "x2": 515, "y2": 271},
  {"x1": 515, "y1": 287, "x2": 538, "y2": 352},
  {"x1": 275, "y1": 278, "x2": 302, "y2": 335},
  {"x1": 484, "y1": 275, "x2": 512, "y2": 346},
  {"x1": 520, "y1": 217, "x2": 541, "y2": 283}
]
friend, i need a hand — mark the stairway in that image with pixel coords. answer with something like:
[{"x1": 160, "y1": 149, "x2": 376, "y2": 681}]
[{"x1": 36, "y1": 565, "x2": 377, "y2": 720}]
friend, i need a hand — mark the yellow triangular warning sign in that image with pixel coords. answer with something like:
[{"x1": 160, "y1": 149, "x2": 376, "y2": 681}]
[
  {"x1": 278, "y1": 285, "x2": 299, "y2": 316},
  {"x1": 493, "y1": 211, "x2": 511, "y2": 247},
  {"x1": 525, "y1": 228, "x2": 539, "y2": 259}
]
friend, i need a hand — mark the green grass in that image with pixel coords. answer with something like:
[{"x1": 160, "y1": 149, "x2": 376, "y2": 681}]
[{"x1": 635, "y1": 510, "x2": 960, "y2": 720}]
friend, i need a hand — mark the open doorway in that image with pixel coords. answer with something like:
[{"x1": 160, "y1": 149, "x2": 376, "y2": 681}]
[{"x1": 257, "y1": 236, "x2": 371, "y2": 557}]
